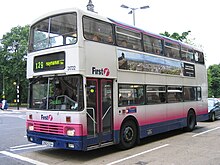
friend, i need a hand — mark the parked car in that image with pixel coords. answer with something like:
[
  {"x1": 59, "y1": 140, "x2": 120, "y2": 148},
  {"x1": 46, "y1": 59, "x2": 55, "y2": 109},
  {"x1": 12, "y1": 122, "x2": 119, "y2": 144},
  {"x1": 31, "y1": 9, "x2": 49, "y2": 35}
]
[{"x1": 208, "y1": 98, "x2": 220, "y2": 121}]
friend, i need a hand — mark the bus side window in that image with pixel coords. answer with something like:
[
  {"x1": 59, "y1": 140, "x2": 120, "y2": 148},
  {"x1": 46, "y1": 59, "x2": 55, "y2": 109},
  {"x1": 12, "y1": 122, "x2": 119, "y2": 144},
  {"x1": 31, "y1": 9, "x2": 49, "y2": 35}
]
[
  {"x1": 167, "y1": 86, "x2": 183, "y2": 103},
  {"x1": 143, "y1": 34, "x2": 163, "y2": 55},
  {"x1": 118, "y1": 84, "x2": 144, "y2": 106},
  {"x1": 164, "y1": 41, "x2": 180, "y2": 59},
  {"x1": 181, "y1": 47, "x2": 194, "y2": 62},
  {"x1": 116, "y1": 26, "x2": 142, "y2": 51},
  {"x1": 184, "y1": 87, "x2": 196, "y2": 101},
  {"x1": 83, "y1": 16, "x2": 114, "y2": 45},
  {"x1": 146, "y1": 85, "x2": 166, "y2": 104}
]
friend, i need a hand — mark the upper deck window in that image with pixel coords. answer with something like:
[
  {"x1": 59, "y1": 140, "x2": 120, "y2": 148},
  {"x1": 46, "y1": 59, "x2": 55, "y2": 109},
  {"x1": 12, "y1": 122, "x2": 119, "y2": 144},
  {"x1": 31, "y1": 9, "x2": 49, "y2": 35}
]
[
  {"x1": 181, "y1": 46, "x2": 194, "y2": 62},
  {"x1": 164, "y1": 41, "x2": 180, "y2": 59},
  {"x1": 116, "y1": 27, "x2": 142, "y2": 51},
  {"x1": 83, "y1": 16, "x2": 114, "y2": 44},
  {"x1": 143, "y1": 34, "x2": 163, "y2": 55},
  {"x1": 29, "y1": 13, "x2": 77, "y2": 52}
]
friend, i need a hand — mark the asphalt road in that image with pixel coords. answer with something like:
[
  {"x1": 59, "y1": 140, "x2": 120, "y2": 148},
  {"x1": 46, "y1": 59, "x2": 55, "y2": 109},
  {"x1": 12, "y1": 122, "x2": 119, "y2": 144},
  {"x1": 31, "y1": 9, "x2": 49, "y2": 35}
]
[{"x1": 0, "y1": 110, "x2": 220, "y2": 165}]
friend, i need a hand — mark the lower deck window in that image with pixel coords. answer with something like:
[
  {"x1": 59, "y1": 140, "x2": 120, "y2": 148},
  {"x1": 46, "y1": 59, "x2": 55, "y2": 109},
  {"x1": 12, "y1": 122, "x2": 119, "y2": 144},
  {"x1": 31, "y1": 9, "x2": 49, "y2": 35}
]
[
  {"x1": 118, "y1": 84, "x2": 200, "y2": 106},
  {"x1": 118, "y1": 84, "x2": 144, "y2": 106}
]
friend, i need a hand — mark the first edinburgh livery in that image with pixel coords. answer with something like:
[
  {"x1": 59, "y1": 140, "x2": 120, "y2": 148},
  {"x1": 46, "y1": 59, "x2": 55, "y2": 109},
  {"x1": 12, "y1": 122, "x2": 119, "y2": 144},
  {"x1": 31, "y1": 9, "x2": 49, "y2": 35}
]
[{"x1": 26, "y1": 8, "x2": 208, "y2": 151}]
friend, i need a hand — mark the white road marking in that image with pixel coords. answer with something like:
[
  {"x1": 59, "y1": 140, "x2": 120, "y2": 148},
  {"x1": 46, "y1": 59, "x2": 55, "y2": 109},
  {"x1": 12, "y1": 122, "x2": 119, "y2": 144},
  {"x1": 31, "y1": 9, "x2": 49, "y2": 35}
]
[
  {"x1": 0, "y1": 111, "x2": 20, "y2": 114},
  {"x1": 106, "y1": 144, "x2": 170, "y2": 165},
  {"x1": 10, "y1": 143, "x2": 37, "y2": 149},
  {"x1": 0, "y1": 151, "x2": 48, "y2": 165},
  {"x1": 10, "y1": 145, "x2": 47, "y2": 151},
  {"x1": 192, "y1": 127, "x2": 220, "y2": 137}
]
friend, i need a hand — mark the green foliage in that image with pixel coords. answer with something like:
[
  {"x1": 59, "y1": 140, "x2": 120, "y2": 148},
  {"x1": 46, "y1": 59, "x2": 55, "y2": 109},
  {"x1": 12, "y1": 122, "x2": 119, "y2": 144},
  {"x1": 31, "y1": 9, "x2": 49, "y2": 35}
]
[
  {"x1": 160, "y1": 30, "x2": 191, "y2": 42},
  {"x1": 208, "y1": 64, "x2": 220, "y2": 98},
  {"x1": 0, "y1": 25, "x2": 30, "y2": 103}
]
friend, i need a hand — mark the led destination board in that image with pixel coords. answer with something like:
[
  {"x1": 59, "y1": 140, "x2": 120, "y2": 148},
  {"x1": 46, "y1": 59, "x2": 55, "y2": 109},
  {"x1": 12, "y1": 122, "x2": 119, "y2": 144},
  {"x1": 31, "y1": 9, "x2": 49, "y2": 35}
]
[{"x1": 34, "y1": 52, "x2": 65, "y2": 72}]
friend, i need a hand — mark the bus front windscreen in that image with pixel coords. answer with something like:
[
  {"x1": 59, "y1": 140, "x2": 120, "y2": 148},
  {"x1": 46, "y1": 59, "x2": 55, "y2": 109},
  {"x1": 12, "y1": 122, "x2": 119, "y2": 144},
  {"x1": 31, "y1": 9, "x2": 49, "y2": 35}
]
[
  {"x1": 29, "y1": 12, "x2": 77, "y2": 52},
  {"x1": 29, "y1": 75, "x2": 84, "y2": 111}
]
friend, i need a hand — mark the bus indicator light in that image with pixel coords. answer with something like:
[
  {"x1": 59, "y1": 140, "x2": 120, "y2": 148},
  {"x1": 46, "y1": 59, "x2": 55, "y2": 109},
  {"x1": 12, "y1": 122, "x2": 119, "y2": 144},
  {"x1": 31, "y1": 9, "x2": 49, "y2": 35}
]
[
  {"x1": 66, "y1": 116, "x2": 71, "y2": 123},
  {"x1": 29, "y1": 114, "x2": 33, "y2": 120}
]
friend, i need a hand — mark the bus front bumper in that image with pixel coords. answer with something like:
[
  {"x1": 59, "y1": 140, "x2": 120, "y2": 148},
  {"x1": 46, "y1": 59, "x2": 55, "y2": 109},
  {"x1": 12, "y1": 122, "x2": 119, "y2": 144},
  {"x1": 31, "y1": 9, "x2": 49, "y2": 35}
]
[{"x1": 27, "y1": 131, "x2": 86, "y2": 151}]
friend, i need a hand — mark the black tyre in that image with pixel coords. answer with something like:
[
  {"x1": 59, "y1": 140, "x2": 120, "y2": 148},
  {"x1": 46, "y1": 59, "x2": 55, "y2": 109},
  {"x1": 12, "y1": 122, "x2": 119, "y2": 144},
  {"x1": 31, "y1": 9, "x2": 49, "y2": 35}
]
[
  {"x1": 119, "y1": 120, "x2": 137, "y2": 150},
  {"x1": 185, "y1": 110, "x2": 196, "y2": 132},
  {"x1": 210, "y1": 112, "x2": 215, "y2": 122}
]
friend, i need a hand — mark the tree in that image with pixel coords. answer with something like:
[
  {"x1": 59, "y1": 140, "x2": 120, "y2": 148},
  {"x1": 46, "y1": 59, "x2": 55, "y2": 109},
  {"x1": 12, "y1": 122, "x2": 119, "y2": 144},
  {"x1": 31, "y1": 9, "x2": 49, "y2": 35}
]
[
  {"x1": 0, "y1": 25, "x2": 29, "y2": 103},
  {"x1": 208, "y1": 64, "x2": 220, "y2": 98},
  {"x1": 207, "y1": 69, "x2": 213, "y2": 97},
  {"x1": 160, "y1": 30, "x2": 192, "y2": 42}
]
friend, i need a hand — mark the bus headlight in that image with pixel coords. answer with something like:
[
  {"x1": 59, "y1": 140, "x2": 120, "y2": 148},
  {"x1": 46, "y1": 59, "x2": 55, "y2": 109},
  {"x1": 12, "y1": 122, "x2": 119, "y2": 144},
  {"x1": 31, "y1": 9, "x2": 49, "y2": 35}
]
[{"x1": 66, "y1": 129, "x2": 75, "y2": 136}]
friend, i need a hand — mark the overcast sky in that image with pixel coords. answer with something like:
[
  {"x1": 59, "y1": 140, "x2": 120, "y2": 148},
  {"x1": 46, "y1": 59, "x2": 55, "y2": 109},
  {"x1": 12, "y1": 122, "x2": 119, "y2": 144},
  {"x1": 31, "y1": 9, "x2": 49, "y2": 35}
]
[{"x1": 1, "y1": 0, "x2": 219, "y2": 66}]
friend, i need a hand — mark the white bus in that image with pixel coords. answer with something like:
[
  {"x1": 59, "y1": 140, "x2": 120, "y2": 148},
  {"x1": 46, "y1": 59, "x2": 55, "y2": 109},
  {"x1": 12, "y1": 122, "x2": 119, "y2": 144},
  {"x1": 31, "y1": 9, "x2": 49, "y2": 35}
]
[{"x1": 26, "y1": 8, "x2": 208, "y2": 151}]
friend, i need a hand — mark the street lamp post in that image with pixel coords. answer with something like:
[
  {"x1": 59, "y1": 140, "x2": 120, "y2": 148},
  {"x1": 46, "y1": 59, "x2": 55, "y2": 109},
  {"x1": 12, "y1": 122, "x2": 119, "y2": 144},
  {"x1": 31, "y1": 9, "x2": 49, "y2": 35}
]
[
  {"x1": 12, "y1": 40, "x2": 20, "y2": 110},
  {"x1": 120, "y1": 4, "x2": 149, "y2": 26}
]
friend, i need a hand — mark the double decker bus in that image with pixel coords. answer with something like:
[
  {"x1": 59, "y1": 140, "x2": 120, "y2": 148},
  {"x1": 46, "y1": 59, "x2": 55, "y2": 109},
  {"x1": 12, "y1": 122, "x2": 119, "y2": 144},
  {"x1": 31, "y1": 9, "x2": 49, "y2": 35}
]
[{"x1": 26, "y1": 8, "x2": 208, "y2": 151}]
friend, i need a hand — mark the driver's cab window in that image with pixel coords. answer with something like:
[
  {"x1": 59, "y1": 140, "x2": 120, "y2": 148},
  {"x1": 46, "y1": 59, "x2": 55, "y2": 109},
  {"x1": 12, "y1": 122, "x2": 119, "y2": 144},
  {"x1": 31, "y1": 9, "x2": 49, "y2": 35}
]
[{"x1": 30, "y1": 75, "x2": 83, "y2": 111}]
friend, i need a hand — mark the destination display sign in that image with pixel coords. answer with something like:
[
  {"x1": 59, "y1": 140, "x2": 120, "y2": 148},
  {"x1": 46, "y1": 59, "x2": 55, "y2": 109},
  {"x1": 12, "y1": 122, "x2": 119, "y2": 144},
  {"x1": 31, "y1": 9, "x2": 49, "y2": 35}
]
[
  {"x1": 183, "y1": 63, "x2": 195, "y2": 77},
  {"x1": 34, "y1": 52, "x2": 65, "y2": 72}
]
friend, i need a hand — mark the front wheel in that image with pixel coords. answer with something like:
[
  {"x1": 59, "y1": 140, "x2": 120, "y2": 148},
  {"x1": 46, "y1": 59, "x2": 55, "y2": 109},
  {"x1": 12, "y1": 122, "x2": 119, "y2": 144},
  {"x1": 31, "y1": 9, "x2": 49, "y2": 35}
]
[
  {"x1": 185, "y1": 110, "x2": 196, "y2": 132},
  {"x1": 119, "y1": 120, "x2": 137, "y2": 150}
]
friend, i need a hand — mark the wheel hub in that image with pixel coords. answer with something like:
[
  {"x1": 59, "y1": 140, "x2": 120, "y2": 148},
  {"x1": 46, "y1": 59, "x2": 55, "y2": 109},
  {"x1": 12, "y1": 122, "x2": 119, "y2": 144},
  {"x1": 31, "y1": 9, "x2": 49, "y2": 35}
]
[{"x1": 124, "y1": 126, "x2": 134, "y2": 142}]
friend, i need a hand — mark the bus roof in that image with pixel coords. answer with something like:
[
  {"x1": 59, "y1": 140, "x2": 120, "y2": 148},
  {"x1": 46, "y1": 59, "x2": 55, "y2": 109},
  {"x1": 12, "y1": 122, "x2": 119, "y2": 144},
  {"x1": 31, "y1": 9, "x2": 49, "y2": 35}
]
[{"x1": 30, "y1": 8, "x2": 111, "y2": 26}]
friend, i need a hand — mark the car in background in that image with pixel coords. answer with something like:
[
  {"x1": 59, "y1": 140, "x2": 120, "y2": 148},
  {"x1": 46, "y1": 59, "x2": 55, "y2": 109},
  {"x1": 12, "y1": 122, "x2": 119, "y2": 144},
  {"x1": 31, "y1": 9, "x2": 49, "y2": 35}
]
[{"x1": 208, "y1": 98, "x2": 220, "y2": 121}]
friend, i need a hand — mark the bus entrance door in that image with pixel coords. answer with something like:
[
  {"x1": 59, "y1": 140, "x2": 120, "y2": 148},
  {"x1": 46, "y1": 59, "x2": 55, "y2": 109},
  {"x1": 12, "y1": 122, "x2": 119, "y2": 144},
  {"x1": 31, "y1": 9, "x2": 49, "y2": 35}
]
[{"x1": 86, "y1": 79, "x2": 113, "y2": 148}]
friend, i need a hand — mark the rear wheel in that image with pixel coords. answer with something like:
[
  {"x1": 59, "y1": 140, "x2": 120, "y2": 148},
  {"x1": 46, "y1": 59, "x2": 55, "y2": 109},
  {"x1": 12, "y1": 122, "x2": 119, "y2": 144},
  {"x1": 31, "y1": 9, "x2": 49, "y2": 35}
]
[
  {"x1": 210, "y1": 112, "x2": 215, "y2": 122},
  {"x1": 185, "y1": 110, "x2": 196, "y2": 132},
  {"x1": 119, "y1": 120, "x2": 137, "y2": 150}
]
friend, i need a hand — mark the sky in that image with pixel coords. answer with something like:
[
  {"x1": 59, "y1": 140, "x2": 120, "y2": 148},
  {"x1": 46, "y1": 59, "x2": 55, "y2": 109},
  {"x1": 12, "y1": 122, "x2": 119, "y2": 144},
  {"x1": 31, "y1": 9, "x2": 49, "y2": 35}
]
[{"x1": 0, "y1": 0, "x2": 219, "y2": 66}]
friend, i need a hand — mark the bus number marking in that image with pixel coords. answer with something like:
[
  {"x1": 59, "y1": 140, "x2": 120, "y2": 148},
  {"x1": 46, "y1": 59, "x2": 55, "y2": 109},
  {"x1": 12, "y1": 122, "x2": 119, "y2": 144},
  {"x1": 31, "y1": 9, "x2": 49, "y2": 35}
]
[
  {"x1": 67, "y1": 66, "x2": 76, "y2": 71},
  {"x1": 35, "y1": 61, "x2": 44, "y2": 70}
]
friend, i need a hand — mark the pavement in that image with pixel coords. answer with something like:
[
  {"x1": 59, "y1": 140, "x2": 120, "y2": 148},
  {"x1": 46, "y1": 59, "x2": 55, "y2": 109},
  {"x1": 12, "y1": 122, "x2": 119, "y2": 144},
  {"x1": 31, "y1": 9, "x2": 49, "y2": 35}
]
[{"x1": 1, "y1": 107, "x2": 27, "y2": 112}]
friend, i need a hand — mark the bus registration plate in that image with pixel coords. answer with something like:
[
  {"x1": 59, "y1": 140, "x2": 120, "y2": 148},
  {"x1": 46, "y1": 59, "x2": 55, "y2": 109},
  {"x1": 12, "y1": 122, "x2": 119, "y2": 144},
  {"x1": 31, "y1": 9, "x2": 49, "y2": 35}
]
[{"x1": 42, "y1": 140, "x2": 54, "y2": 147}]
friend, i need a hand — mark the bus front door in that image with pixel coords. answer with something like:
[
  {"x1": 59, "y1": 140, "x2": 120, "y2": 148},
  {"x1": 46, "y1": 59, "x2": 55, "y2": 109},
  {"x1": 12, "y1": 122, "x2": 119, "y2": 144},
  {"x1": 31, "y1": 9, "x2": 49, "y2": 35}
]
[{"x1": 86, "y1": 79, "x2": 113, "y2": 147}]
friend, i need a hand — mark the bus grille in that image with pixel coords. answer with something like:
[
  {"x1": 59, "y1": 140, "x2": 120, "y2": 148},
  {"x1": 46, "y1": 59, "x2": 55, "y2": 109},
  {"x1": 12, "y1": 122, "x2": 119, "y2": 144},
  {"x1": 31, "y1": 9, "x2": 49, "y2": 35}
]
[{"x1": 33, "y1": 122, "x2": 64, "y2": 135}]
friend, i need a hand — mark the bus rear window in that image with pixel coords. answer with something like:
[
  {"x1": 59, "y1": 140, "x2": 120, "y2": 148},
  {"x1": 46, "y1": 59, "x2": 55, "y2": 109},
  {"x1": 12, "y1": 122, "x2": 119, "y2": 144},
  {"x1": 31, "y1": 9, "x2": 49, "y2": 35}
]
[{"x1": 194, "y1": 51, "x2": 205, "y2": 64}]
